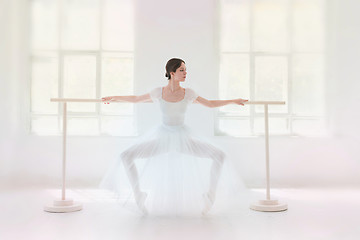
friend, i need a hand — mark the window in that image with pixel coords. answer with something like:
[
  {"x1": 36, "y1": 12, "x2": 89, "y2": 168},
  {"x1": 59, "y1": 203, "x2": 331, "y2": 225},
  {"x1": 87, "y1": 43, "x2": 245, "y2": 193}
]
[
  {"x1": 29, "y1": 0, "x2": 135, "y2": 136},
  {"x1": 217, "y1": 0, "x2": 326, "y2": 137}
]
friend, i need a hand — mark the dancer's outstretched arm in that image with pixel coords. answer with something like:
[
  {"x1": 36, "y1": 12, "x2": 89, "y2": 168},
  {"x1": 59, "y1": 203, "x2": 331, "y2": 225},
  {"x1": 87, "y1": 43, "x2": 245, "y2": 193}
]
[
  {"x1": 101, "y1": 93, "x2": 152, "y2": 104},
  {"x1": 194, "y1": 96, "x2": 248, "y2": 108}
]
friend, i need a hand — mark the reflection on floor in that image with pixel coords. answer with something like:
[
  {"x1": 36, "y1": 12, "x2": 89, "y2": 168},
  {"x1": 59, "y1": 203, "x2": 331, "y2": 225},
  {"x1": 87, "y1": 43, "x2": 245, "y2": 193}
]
[{"x1": 0, "y1": 188, "x2": 359, "y2": 240}]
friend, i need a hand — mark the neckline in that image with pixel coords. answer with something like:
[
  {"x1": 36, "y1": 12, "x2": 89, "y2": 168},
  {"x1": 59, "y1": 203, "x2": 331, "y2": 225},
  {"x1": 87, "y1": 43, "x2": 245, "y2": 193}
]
[{"x1": 161, "y1": 87, "x2": 186, "y2": 103}]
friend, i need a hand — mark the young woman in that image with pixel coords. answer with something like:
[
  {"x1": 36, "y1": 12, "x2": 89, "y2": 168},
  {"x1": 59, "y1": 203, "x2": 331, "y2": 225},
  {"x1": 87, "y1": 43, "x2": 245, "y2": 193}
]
[{"x1": 100, "y1": 58, "x2": 248, "y2": 216}]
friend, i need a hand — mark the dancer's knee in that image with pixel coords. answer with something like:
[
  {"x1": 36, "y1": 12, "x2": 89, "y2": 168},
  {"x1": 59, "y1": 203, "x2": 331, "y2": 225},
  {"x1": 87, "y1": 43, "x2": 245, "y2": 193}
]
[
  {"x1": 120, "y1": 151, "x2": 134, "y2": 166},
  {"x1": 218, "y1": 150, "x2": 226, "y2": 163},
  {"x1": 213, "y1": 150, "x2": 225, "y2": 166}
]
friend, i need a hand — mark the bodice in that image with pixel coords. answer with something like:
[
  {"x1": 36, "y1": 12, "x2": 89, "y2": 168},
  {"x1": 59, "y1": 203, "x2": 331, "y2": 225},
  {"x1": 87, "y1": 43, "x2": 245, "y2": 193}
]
[{"x1": 149, "y1": 87, "x2": 199, "y2": 126}]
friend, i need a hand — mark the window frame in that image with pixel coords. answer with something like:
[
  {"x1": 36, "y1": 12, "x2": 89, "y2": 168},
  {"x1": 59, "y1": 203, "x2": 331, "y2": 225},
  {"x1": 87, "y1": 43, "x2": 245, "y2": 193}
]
[
  {"x1": 28, "y1": 0, "x2": 136, "y2": 137},
  {"x1": 216, "y1": 0, "x2": 327, "y2": 137}
]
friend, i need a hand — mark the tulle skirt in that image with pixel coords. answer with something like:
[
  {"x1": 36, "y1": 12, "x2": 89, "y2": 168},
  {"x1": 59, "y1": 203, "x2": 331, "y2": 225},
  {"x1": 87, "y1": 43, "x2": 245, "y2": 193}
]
[{"x1": 99, "y1": 123, "x2": 256, "y2": 217}]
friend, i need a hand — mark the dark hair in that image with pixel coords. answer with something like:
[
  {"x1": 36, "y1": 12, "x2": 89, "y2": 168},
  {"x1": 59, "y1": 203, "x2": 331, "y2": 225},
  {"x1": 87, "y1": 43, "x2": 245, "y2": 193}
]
[{"x1": 165, "y1": 58, "x2": 185, "y2": 80}]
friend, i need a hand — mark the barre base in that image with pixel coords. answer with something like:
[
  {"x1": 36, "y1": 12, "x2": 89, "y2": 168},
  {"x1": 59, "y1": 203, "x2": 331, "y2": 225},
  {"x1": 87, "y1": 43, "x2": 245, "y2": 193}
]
[
  {"x1": 250, "y1": 199, "x2": 288, "y2": 212},
  {"x1": 44, "y1": 198, "x2": 82, "y2": 213}
]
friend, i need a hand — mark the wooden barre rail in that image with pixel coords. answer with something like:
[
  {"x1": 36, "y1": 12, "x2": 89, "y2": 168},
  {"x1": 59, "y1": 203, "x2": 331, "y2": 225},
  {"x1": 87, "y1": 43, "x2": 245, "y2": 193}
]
[{"x1": 50, "y1": 98, "x2": 285, "y2": 105}]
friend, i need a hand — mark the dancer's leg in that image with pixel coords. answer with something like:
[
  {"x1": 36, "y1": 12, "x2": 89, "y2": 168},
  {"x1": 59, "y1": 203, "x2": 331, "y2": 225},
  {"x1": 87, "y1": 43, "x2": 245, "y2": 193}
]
[
  {"x1": 182, "y1": 138, "x2": 226, "y2": 213},
  {"x1": 208, "y1": 153, "x2": 225, "y2": 199},
  {"x1": 120, "y1": 140, "x2": 163, "y2": 213}
]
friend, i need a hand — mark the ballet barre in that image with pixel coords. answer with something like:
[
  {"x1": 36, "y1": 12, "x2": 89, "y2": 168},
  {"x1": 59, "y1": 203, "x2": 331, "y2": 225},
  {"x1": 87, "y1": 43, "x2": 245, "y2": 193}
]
[
  {"x1": 44, "y1": 98, "x2": 287, "y2": 213},
  {"x1": 244, "y1": 101, "x2": 288, "y2": 212}
]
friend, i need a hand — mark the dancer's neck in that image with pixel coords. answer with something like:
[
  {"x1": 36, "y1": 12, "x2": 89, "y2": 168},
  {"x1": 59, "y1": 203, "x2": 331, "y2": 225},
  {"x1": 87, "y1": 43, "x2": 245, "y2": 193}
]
[{"x1": 166, "y1": 80, "x2": 181, "y2": 92}]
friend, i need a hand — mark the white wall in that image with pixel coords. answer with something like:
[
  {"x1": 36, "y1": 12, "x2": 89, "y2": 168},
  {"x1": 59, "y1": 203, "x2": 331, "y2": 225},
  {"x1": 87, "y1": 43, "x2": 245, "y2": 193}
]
[{"x1": 1, "y1": 0, "x2": 360, "y2": 190}]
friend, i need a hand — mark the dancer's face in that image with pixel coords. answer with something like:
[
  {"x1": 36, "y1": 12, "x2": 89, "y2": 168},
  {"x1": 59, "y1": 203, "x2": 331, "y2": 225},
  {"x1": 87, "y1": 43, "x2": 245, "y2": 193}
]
[{"x1": 171, "y1": 62, "x2": 187, "y2": 82}]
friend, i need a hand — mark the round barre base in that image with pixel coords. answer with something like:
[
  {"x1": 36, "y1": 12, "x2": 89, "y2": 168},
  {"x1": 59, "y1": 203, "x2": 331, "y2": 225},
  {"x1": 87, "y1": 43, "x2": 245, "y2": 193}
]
[
  {"x1": 250, "y1": 199, "x2": 288, "y2": 212},
  {"x1": 44, "y1": 198, "x2": 83, "y2": 213}
]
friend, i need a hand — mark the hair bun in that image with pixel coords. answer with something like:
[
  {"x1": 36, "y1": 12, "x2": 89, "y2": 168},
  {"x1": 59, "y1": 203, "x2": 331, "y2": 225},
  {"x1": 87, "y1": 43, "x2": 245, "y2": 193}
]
[{"x1": 165, "y1": 73, "x2": 169, "y2": 78}]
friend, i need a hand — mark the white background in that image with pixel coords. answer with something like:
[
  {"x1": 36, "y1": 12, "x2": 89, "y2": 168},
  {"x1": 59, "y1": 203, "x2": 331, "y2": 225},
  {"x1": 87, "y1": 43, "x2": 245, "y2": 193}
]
[{"x1": 0, "y1": 0, "x2": 360, "y2": 189}]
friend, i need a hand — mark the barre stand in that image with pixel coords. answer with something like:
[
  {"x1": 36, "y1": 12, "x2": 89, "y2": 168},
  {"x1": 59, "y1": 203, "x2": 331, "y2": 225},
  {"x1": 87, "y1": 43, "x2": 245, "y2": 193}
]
[
  {"x1": 245, "y1": 101, "x2": 288, "y2": 212},
  {"x1": 44, "y1": 98, "x2": 102, "y2": 213},
  {"x1": 44, "y1": 98, "x2": 287, "y2": 213}
]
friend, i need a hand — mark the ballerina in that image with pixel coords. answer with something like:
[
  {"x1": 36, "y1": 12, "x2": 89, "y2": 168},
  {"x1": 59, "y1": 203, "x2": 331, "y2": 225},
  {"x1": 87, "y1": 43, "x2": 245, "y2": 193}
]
[{"x1": 100, "y1": 58, "x2": 248, "y2": 216}]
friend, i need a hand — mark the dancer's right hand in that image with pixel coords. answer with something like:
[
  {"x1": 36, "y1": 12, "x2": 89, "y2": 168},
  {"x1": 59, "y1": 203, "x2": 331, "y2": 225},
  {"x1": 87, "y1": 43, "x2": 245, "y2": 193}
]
[{"x1": 102, "y1": 96, "x2": 113, "y2": 104}]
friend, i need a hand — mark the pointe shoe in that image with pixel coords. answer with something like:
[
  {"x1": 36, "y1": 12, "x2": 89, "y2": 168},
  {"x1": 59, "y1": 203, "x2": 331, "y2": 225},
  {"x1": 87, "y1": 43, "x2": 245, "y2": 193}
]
[
  {"x1": 135, "y1": 192, "x2": 148, "y2": 215},
  {"x1": 201, "y1": 192, "x2": 214, "y2": 215}
]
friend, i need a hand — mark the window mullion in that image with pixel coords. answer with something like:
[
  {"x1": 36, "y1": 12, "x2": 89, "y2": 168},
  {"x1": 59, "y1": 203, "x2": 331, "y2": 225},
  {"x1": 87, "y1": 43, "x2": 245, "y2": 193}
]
[
  {"x1": 99, "y1": 0, "x2": 103, "y2": 51},
  {"x1": 98, "y1": 0, "x2": 104, "y2": 133},
  {"x1": 288, "y1": 0, "x2": 294, "y2": 135},
  {"x1": 249, "y1": 0, "x2": 255, "y2": 136},
  {"x1": 57, "y1": 0, "x2": 63, "y2": 134},
  {"x1": 96, "y1": 51, "x2": 101, "y2": 131},
  {"x1": 287, "y1": 53, "x2": 292, "y2": 134}
]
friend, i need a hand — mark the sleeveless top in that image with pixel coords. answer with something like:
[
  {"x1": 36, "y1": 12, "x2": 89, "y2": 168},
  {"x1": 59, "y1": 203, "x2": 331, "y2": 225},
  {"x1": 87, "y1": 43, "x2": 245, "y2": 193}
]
[{"x1": 149, "y1": 87, "x2": 199, "y2": 126}]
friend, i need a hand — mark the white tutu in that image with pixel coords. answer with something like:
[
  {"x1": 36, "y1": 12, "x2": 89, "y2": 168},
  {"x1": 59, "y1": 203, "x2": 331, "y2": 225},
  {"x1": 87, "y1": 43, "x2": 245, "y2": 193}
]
[{"x1": 99, "y1": 87, "x2": 256, "y2": 217}]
